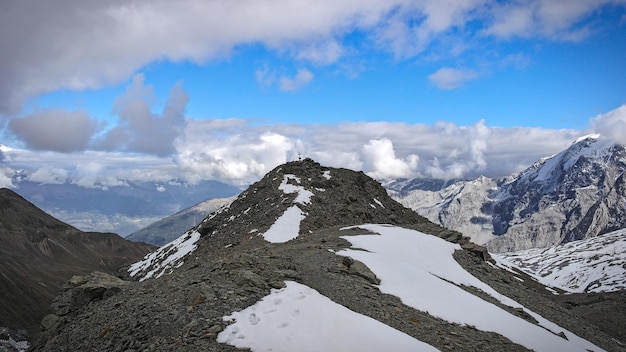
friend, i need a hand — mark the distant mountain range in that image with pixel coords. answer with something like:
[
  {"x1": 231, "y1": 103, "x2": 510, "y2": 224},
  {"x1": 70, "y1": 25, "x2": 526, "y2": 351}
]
[
  {"x1": 10, "y1": 179, "x2": 241, "y2": 236},
  {"x1": 391, "y1": 135, "x2": 626, "y2": 252},
  {"x1": 125, "y1": 196, "x2": 236, "y2": 246},
  {"x1": 0, "y1": 188, "x2": 155, "y2": 335}
]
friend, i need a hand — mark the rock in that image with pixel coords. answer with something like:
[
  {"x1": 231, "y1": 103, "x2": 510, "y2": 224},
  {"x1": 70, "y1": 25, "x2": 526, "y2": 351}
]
[{"x1": 347, "y1": 259, "x2": 381, "y2": 285}]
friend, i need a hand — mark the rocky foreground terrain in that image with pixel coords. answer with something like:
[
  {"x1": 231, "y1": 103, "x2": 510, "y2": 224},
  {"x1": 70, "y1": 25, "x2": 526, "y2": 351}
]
[{"x1": 33, "y1": 159, "x2": 625, "y2": 351}]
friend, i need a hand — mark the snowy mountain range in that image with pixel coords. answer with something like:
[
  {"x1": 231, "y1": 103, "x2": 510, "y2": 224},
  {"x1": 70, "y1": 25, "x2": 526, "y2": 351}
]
[
  {"x1": 34, "y1": 159, "x2": 624, "y2": 351},
  {"x1": 391, "y1": 135, "x2": 626, "y2": 252}
]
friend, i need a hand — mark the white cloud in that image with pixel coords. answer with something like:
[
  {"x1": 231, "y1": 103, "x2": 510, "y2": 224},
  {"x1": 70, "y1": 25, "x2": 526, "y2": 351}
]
[
  {"x1": 0, "y1": 166, "x2": 14, "y2": 188},
  {"x1": 428, "y1": 67, "x2": 478, "y2": 89},
  {"x1": 175, "y1": 127, "x2": 298, "y2": 184},
  {"x1": 94, "y1": 73, "x2": 187, "y2": 156},
  {"x1": 484, "y1": 0, "x2": 619, "y2": 41},
  {"x1": 0, "y1": 0, "x2": 398, "y2": 113},
  {"x1": 361, "y1": 138, "x2": 419, "y2": 179},
  {"x1": 279, "y1": 69, "x2": 314, "y2": 91},
  {"x1": 589, "y1": 104, "x2": 626, "y2": 144},
  {"x1": 256, "y1": 67, "x2": 314, "y2": 92},
  {"x1": 27, "y1": 167, "x2": 69, "y2": 185},
  {"x1": 295, "y1": 40, "x2": 344, "y2": 65},
  {"x1": 8, "y1": 105, "x2": 621, "y2": 188}
]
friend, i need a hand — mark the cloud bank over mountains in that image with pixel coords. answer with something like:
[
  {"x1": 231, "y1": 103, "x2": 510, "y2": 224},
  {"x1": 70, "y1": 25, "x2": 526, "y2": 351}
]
[
  {"x1": 0, "y1": 0, "x2": 624, "y2": 189},
  {"x1": 3, "y1": 71, "x2": 623, "y2": 188}
]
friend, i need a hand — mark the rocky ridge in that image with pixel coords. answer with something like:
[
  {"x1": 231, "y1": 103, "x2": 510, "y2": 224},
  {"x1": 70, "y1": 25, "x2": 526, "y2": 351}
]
[{"x1": 33, "y1": 159, "x2": 624, "y2": 351}]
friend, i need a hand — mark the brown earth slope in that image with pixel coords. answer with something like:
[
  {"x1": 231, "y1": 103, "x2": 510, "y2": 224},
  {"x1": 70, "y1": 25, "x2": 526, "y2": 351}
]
[{"x1": 0, "y1": 188, "x2": 155, "y2": 335}]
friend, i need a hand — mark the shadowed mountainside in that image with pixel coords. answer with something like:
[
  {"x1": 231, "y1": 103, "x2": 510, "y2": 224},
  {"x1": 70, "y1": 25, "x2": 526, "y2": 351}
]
[{"x1": 0, "y1": 188, "x2": 155, "y2": 335}]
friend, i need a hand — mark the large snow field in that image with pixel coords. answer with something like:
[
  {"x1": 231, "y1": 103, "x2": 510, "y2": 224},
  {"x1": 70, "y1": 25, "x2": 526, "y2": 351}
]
[{"x1": 219, "y1": 224, "x2": 604, "y2": 352}]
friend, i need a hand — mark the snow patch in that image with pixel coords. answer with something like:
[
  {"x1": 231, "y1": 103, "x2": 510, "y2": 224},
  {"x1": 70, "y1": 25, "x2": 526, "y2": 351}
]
[
  {"x1": 128, "y1": 230, "x2": 201, "y2": 281},
  {"x1": 261, "y1": 206, "x2": 304, "y2": 243},
  {"x1": 279, "y1": 174, "x2": 314, "y2": 204},
  {"x1": 218, "y1": 281, "x2": 439, "y2": 352},
  {"x1": 322, "y1": 170, "x2": 331, "y2": 180}
]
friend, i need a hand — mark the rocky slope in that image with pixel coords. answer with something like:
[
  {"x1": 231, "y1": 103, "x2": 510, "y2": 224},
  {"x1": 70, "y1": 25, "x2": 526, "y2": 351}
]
[
  {"x1": 33, "y1": 159, "x2": 624, "y2": 351},
  {"x1": 126, "y1": 196, "x2": 236, "y2": 246},
  {"x1": 0, "y1": 188, "x2": 155, "y2": 335},
  {"x1": 392, "y1": 135, "x2": 626, "y2": 252}
]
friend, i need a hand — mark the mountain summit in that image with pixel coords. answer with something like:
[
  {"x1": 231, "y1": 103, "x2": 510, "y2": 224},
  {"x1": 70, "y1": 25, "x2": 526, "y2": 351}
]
[{"x1": 34, "y1": 159, "x2": 622, "y2": 351}]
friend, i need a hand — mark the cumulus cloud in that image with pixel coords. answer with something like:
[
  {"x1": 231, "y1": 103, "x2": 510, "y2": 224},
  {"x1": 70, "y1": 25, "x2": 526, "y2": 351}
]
[
  {"x1": 7, "y1": 104, "x2": 622, "y2": 188},
  {"x1": 589, "y1": 104, "x2": 626, "y2": 144},
  {"x1": 174, "y1": 122, "x2": 300, "y2": 184},
  {"x1": 361, "y1": 138, "x2": 419, "y2": 179},
  {"x1": 95, "y1": 74, "x2": 187, "y2": 156},
  {"x1": 27, "y1": 167, "x2": 69, "y2": 184},
  {"x1": 8, "y1": 109, "x2": 99, "y2": 152},
  {"x1": 428, "y1": 67, "x2": 478, "y2": 89}
]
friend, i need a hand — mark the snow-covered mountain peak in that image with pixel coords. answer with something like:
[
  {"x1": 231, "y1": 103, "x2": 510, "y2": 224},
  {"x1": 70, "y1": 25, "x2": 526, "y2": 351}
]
[{"x1": 515, "y1": 134, "x2": 616, "y2": 186}]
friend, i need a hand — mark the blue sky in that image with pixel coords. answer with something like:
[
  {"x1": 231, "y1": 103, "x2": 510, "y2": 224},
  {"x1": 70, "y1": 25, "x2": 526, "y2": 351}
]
[{"x1": 1, "y1": 1, "x2": 626, "y2": 187}]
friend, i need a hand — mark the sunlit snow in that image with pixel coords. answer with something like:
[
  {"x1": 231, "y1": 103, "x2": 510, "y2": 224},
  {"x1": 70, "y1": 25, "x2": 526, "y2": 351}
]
[
  {"x1": 337, "y1": 224, "x2": 605, "y2": 352},
  {"x1": 261, "y1": 205, "x2": 304, "y2": 243},
  {"x1": 217, "y1": 281, "x2": 439, "y2": 352},
  {"x1": 279, "y1": 174, "x2": 313, "y2": 204},
  {"x1": 220, "y1": 224, "x2": 606, "y2": 351},
  {"x1": 493, "y1": 229, "x2": 626, "y2": 293}
]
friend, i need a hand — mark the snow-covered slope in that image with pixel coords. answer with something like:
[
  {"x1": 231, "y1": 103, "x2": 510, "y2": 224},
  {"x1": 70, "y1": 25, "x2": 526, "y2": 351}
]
[
  {"x1": 218, "y1": 224, "x2": 603, "y2": 352},
  {"x1": 493, "y1": 228, "x2": 626, "y2": 293},
  {"x1": 393, "y1": 135, "x2": 626, "y2": 252}
]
